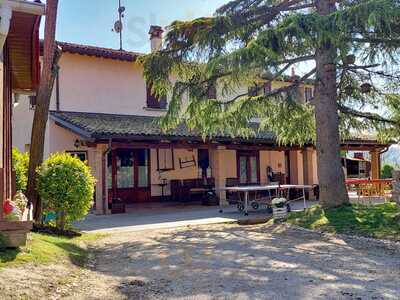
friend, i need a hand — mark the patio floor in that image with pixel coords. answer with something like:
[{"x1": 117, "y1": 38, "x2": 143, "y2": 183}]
[{"x1": 75, "y1": 200, "x2": 317, "y2": 233}]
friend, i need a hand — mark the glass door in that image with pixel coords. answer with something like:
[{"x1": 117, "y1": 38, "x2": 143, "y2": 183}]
[
  {"x1": 237, "y1": 151, "x2": 259, "y2": 185},
  {"x1": 109, "y1": 149, "x2": 151, "y2": 204}
]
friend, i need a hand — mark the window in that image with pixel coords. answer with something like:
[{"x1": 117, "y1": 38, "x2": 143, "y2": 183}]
[
  {"x1": 248, "y1": 85, "x2": 260, "y2": 97},
  {"x1": 157, "y1": 148, "x2": 175, "y2": 171},
  {"x1": 249, "y1": 82, "x2": 271, "y2": 97},
  {"x1": 304, "y1": 87, "x2": 313, "y2": 102},
  {"x1": 146, "y1": 84, "x2": 167, "y2": 109},
  {"x1": 67, "y1": 151, "x2": 87, "y2": 162},
  {"x1": 137, "y1": 150, "x2": 149, "y2": 188},
  {"x1": 237, "y1": 151, "x2": 259, "y2": 185},
  {"x1": 263, "y1": 81, "x2": 272, "y2": 95},
  {"x1": 116, "y1": 149, "x2": 134, "y2": 188},
  {"x1": 207, "y1": 83, "x2": 217, "y2": 99}
]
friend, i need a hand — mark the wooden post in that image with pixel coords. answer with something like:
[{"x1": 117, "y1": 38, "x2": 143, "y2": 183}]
[
  {"x1": 11, "y1": 170, "x2": 16, "y2": 197},
  {"x1": 392, "y1": 170, "x2": 400, "y2": 207},
  {"x1": 370, "y1": 150, "x2": 380, "y2": 179},
  {"x1": 0, "y1": 168, "x2": 4, "y2": 220}
]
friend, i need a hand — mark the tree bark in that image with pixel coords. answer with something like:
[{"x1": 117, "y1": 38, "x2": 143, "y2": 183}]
[
  {"x1": 314, "y1": 0, "x2": 349, "y2": 208},
  {"x1": 26, "y1": 0, "x2": 59, "y2": 221}
]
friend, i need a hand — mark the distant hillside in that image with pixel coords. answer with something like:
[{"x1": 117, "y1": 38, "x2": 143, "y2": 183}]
[{"x1": 382, "y1": 145, "x2": 400, "y2": 167}]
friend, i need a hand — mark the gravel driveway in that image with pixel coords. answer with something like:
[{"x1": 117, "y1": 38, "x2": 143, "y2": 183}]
[{"x1": 74, "y1": 223, "x2": 400, "y2": 300}]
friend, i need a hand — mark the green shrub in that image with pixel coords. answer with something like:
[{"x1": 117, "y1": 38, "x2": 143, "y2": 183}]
[
  {"x1": 37, "y1": 153, "x2": 96, "y2": 230},
  {"x1": 12, "y1": 148, "x2": 29, "y2": 192},
  {"x1": 381, "y1": 164, "x2": 394, "y2": 179}
]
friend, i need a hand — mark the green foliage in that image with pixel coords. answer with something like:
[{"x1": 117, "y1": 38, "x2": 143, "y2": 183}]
[
  {"x1": 141, "y1": 0, "x2": 400, "y2": 145},
  {"x1": 37, "y1": 153, "x2": 96, "y2": 230},
  {"x1": 0, "y1": 232, "x2": 104, "y2": 268},
  {"x1": 12, "y1": 148, "x2": 29, "y2": 192},
  {"x1": 287, "y1": 203, "x2": 400, "y2": 241},
  {"x1": 381, "y1": 164, "x2": 394, "y2": 178}
]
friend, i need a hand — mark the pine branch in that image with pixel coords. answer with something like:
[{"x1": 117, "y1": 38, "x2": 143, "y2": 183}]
[
  {"x1": 224, "y1": 67, "x2": 316, "y2": 104},
  {"x1": 339, "y1": 104, "x2": 398, "y2": 125},
  {"x1": 351, "y1": 37, "x2": 400, "y2": 44}
]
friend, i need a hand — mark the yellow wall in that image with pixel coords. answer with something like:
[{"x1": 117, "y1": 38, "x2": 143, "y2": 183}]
[
  {"x1": 260, "y1": 151, "x2": 286, "y2": 183},
  {"x1": 150, "y1": 148, "x2": 199, "y2": 196}
]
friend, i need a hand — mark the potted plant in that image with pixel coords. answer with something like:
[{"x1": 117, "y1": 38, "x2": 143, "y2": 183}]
[{"x1": 272, "y1": 198, "x2": 288, "y2": 221}]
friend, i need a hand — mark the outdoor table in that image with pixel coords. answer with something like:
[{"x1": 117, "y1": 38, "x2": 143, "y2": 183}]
[
  {"x1": 221, "y1": 184, "x2": 314, "y2": 215},
  {"x1": 222, "y1": 185, "x2": 280, "y2": 216}
]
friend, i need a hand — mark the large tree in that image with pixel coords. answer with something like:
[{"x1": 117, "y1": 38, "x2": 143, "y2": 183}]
[
  {"x1": 26, "y1": 0, "x2": 60, "y2": 221},
  {"x1": 142, "y1": 0, "x2": 400, "y2": 208}
]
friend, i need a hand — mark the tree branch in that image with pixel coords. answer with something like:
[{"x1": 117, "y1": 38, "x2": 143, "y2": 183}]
[
  {"x1": 339, "y1": 105, "x2": 398, "y2": 125},
  {"x1": 351, "y1": 37, "x2": 400, "y2": 45},
  {"x1": 224, "y1": 67, "x2": 316, "y2": 104}
]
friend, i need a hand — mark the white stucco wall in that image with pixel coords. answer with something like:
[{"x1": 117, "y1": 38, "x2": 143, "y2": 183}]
[{"x1": 53, "y1": 53, "x2": 166, "y2": 116}]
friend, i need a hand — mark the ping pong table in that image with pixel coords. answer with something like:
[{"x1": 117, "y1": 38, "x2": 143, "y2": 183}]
[{"x1": 221, "y1": 184, "x2": 313, "y2": 215}]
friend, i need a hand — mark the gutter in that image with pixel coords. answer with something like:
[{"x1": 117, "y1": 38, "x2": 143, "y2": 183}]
[
  {"x1": 4, "y1": 0, "x2": 45, "y2": 16},
  {"x1": 0, "y1": 0, "x2": 45, "y2": 52},
  {"x1": 0, "y1": 2, "x2": 12, "y2": 51}
]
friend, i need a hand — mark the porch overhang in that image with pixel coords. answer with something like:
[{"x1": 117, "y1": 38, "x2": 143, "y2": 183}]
[
  {"x1": 7, "y1": 0, "x2": 45, "y2": 93},
  {"x1": 49, "y1": 111, "x2": 392, "y2": 150}
]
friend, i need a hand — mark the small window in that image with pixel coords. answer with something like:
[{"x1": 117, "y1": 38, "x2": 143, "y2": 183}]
[
  {"x1": 29, "y1": 96, "x2": 37, "y2": 110},
  {"x1": 207, "y1": 83, "x2": 217, "y2": 99},
  {"x1": 263, "y1": 81, "x2": 272, "y2": 95},
  {"x1": 248, "y1": 85, "x2": 260, "y2": 97},
  {"x1": 157, "y1": 148, "x2": 175, "y2": 171},
  {"x1": 67, "y1": 151, "x2": 87, "y2": 162},
  {"x1": 146, "y1": 84, "x2": 167, "y2": 109},
  {"x1": 304, "y1": 87, "x2": 313, "y2": 102}
]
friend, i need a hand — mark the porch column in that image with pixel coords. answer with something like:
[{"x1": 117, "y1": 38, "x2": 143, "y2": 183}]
[
  {"x1": 211, "y1": 147, "x2": 228, "y2": 205},
  {"x1": 370, "y1": 150, "x2": 380, "y2": 179},
  {"x1": 302, "y1": 147, "x2": 316, "y2": 199},
  {"x1": 302, "y1": 148, "x2": 313, "y2": 185},
  {"x1": 93, "y1": 144, "x2": 109, "y2": 215}
]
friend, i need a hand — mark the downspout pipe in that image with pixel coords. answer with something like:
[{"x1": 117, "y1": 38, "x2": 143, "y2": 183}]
[
  {"x1": 0, "y1": 3, "x2": 12, "y2": 52},
  {"x1": 102, "y1": 139, "x2": 112, "y2": 214}
]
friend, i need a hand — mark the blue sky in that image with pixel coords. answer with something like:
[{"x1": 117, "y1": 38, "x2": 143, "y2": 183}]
[{"x1": 40, "y1": 0, "x2": 227, "y2": 53}]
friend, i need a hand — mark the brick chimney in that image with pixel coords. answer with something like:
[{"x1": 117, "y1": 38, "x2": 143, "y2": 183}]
[
  {"x1": 149, "y1": 25, "x2": 163, "y2": 52},
  {"x1": 291, "y1": 67, "x2": 296, "y2": 80}
]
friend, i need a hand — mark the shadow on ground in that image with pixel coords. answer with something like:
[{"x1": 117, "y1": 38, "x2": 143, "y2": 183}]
[{"x1": 85, "y1": 223, "x2": 400, "y2": 299}]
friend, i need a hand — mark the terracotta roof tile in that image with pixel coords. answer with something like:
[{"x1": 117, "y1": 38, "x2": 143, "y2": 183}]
[
  {"x1": 40, "y1": 41, "x2": 145, "y2": 62},
  {"x1": 49, "y1": 111, "x2": 275, "y2": 142}
]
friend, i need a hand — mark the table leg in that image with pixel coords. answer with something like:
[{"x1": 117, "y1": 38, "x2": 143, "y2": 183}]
[
  {"x1": 244, "y1": 191, "x2": 249, "y2": 216},
  {"x1": 303, "y1": 188, "x2": 306, "y2": 210}
]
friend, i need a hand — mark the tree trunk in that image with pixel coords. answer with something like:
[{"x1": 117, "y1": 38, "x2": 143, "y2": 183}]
[
  {"x1": 314, "y1": 0, "x2": 349, "y2": 208},
  {"x1": 56, "y1": 209, "x2": 66, "y2": 231},
  {"x1": 26, "y1": 0, "x2": 59, "y2": 221}
]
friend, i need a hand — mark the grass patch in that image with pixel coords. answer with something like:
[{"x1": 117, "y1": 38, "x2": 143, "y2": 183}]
[
  {"x1": 0, "y1": 232, "x2": 105, "y2": 269},
  {"x1": 287, "y1": 203, "x2": 400, "y2": 241}
]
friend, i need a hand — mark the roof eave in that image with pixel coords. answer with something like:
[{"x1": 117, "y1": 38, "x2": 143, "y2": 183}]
[{"x1": 9, "y1": 0, "x2": 45, "y2": 15}]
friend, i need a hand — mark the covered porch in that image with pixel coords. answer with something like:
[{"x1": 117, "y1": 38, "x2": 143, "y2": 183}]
[{"x1": 49, "y1": 111, "x2": 391, "y2": 215}]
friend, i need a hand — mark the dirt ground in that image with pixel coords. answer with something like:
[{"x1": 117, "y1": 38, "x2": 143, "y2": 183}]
[{"x1": 1, "y1": 223, "x2": 400, "y2": 299}]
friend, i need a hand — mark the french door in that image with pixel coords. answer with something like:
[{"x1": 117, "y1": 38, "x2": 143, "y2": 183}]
[
  {"x1": 237, "y1": 151, "x2": 260, "y2": 185},
  {"x1": 108, "y1": 149, "x2": 150, "y2": 203}
]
